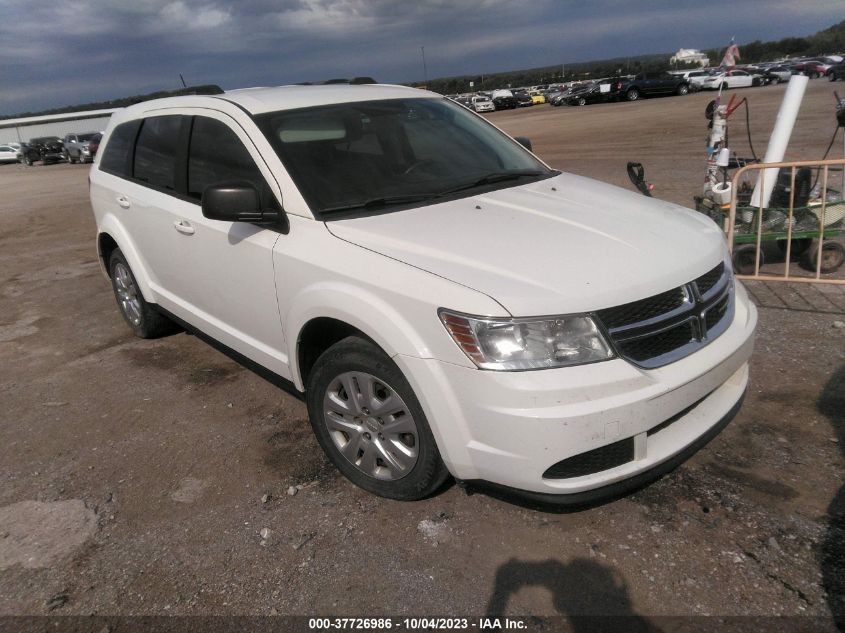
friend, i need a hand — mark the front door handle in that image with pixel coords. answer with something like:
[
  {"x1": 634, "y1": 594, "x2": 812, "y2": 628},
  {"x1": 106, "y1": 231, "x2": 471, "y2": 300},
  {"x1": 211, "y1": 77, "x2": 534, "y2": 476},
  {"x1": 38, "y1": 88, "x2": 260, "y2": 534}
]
[
  {"x1": 173, "y1": 220, "x2": 195, "y2": 235},
  {"x1": 116, "y1": 195, "x2": 130, "y2": 209}
]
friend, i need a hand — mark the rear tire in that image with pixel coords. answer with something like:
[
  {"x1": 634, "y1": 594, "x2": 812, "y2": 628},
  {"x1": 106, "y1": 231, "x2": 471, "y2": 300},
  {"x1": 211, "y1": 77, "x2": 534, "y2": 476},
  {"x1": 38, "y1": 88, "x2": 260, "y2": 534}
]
[
  {"x1": 626, "y1": 88, "x2": 640, "y2": 101},
  {"x1": 577, "y1": 97, "x2": 586, "y2": 106},
  {"x1": 108, "y1": 249, "x2": 177, "y2": 338},
  {"x1": 677, "y1": 84, "x2": 689, "y2": 95},
  {"x1": 305, "y1": 336, "x2": 449, "y2": 500}
]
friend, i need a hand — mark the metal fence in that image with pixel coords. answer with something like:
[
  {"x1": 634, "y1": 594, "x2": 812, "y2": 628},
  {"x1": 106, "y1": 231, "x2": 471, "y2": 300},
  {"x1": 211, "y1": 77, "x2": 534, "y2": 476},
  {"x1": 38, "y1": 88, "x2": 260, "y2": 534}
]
[{"x1": 726, "y1": 158, "x2": 845, "y2": 285}]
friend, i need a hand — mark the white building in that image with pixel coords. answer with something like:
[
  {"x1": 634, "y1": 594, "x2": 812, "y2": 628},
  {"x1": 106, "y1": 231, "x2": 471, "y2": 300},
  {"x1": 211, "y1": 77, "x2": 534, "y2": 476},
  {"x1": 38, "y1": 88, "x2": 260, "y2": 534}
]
[
  {"x1": 670, "y1": 48, "x2": 710, "y2": 67},
  {"x1": 0, "y1": 109, "x2": 119, "y2": 144}
]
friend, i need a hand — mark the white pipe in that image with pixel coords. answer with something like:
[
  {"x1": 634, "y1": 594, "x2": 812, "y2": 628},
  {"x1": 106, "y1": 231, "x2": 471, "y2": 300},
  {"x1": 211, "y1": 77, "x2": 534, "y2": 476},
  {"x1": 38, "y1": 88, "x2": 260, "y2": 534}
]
[{"x1": 750, "y1": 74, "x2": 809, "y2": 208}]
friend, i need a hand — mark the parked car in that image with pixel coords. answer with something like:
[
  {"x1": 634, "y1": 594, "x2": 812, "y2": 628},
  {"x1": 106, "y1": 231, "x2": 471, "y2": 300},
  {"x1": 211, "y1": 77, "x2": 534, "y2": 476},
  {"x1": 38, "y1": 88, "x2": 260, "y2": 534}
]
[
  {"x1": 764, "y1": 65, "x2": 794, "y2": 83},
  {"x1": 701, "y1": 70, "x2": 755, "y2": 90},
  {"x1": 63, "y1": 132, "x2": 101, "y2": 163},
  {"x1": 19, "y1": 136, "x2": 65, "y2": 165},
  {"x1": 792, "y1": 58, "x2": 832, "y2": 78},
  {"x1": 87, "y1": 132, "x2": 103, "y2": 158},
  {"x1": 616, "y1": 72, "x2": 689, "y2": 101},
  {"x1": 89, "y1": 84, "x2": 757, "y2": 503},
  {"x1": 513, "y1": 91, "x2": 533, "y2": 107},
  {"x1": 828, "y1": 62, "x2": 845, "y2": 81},
  {"x1": 564, "y1": 81, "x2": 617, "y2": 106},
  {"x1": 528, "y1": 90, "x2": 546, "y2": 104},
  {"x1": 491, "y1": 89, "x2": 517, "y2": 110},
  {"x1": 471, "y1": 95, "x2": 495, "y2": 113},
  {"x1": 0, "y1": 144, "x2": 19, "y2": 163},
  {"x1": 685, "y1": 70, "x2": 713, "y2": 90}
]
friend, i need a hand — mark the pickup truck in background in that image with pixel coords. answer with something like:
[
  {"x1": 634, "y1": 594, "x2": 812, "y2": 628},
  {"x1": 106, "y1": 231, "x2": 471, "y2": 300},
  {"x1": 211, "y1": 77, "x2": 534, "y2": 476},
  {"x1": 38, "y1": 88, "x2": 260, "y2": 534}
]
[{"x1": 615, "y1": 72, "x2": 690, "y2": 101}]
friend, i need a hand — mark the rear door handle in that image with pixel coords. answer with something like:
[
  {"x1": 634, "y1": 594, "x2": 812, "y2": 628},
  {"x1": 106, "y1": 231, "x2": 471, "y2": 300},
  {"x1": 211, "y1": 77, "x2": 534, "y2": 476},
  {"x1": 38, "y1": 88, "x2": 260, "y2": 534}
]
[
  {"x1": 173, "y1": 220, "x2": 195, "y2": 235},
  {"x1": 116, "y1": 195, "x2": 130, "y2": 209}
]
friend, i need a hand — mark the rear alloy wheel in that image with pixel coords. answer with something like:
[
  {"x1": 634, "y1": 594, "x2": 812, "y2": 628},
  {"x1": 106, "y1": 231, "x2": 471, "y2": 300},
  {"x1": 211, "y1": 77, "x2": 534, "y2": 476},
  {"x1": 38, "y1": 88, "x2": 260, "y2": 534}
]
[
  {"x1": 306, "y1": 336, "x2": 449, "y2": 500},
  {"x1": 108, "y1": 248, "x2": 177, "y2": 338},
  {"x1": 23, "y1": 155, "x2": 33, "y2": 166},
  {"x1": 626, "y1": 88, "x2": 640, "y2": 101},
  {"x1": 677, "y1": 84, "x2": 689, "y2": 95},
  {"x1": 577, "y1": 97, "x2": 586, "y2": 106}
]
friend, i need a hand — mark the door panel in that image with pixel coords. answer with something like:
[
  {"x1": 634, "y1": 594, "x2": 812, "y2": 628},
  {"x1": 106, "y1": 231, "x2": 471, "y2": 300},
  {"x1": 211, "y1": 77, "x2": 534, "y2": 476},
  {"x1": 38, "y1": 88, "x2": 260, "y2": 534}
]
[{"x1": 159, "y1": 113, "x2": 289, "y2": 375}]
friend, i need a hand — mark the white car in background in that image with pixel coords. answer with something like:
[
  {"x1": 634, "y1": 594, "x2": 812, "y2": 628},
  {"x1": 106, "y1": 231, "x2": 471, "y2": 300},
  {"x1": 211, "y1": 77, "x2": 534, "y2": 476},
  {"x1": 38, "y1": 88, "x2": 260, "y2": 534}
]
[
  {"x1": 685, "y1": 70, "x2": 713, "y2": 89},
  {"x1": 0, "y1": 144, "x2": 20, "y2": 163},
  {"x1": 702, "y1": 69, "x2": 755, "y2": 90},
  {"x1": 471, "y1": 95, "x2": 494, "y2": 112}
]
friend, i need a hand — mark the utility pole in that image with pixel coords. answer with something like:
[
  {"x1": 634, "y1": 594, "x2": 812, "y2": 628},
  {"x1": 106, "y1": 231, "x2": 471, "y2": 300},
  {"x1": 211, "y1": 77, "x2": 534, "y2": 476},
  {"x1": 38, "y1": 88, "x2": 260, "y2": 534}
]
[
  {"x1": 179, "y1": 73, "x2": 187, "y2": 88},
  {"x1": 420, "y1": 46, "x2": 428, "y2": 88}
]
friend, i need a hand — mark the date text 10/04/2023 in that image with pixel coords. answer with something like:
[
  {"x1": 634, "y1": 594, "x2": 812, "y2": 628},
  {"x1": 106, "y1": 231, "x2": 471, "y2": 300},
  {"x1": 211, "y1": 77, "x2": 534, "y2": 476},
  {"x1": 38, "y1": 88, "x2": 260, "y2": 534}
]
[{"x1": 308, "y1": 617, "x2": 528, "y2": 630}]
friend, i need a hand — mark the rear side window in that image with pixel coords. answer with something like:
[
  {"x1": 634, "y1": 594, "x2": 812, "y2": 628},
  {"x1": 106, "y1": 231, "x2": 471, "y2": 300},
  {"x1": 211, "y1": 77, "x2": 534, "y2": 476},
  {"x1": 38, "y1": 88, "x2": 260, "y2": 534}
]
[
  {"x1": 187, "y1": 116, "x2": 268, "y2": 201},
  {"x1": 99, "y1": 121, "x2": 141, "y2": 178},
  {"x1": 133, "y1": 116, "x2": 183, "y2": 191}
]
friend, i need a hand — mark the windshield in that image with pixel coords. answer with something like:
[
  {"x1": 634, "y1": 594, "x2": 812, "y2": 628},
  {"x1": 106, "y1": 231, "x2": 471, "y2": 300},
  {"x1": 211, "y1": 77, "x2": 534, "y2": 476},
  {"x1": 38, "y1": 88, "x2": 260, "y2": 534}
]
[
  {"x1": 32, "y1": 137, "x2": 61, "y2": 144},
  {"x1": 78, "y1": 133, "x2": 99, "y2": 142},
  {"x1": 255, "y1": 98, "x2": 553, "y2": 218}
]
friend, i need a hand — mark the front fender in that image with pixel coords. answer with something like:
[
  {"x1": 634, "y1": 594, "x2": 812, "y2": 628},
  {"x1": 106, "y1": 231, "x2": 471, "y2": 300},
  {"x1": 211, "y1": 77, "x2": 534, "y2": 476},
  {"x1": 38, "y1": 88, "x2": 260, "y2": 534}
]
[{"x1": 284, "y1": 281, "x2": 463, "y2": 391}]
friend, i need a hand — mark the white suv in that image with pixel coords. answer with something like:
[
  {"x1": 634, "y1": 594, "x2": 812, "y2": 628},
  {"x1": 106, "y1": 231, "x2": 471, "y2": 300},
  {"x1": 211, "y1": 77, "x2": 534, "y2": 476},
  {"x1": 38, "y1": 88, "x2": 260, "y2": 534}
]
[{"x1": 89, "y1": 83, "x2": 757, "y2": 503}]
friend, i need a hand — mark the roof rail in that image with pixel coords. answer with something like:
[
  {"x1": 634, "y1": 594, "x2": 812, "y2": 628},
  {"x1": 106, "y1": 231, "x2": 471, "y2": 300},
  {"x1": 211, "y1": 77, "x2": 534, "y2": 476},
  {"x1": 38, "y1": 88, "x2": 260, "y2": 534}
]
[{"x1": 296, "y1": 77, "x2": 378, "y2": 86}]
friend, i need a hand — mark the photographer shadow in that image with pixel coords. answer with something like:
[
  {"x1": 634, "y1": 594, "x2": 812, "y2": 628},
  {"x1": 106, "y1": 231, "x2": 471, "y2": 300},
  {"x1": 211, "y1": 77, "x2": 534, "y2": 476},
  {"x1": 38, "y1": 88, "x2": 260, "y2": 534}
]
[
  {"x1": 485, "y1": 558, "x2": 662, "y2": 633},
  {"x1": 819, "y1": 364, "x2": 845, "y2": 631}
]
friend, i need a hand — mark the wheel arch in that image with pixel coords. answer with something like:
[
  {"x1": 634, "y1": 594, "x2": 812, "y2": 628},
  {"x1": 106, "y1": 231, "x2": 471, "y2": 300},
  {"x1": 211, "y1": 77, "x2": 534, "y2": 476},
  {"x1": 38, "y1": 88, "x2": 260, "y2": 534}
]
[
  {"x1": 285, "y1": 282, "x2": 473, "y2": 391},
  {"x1": 95, "y1": 220, "x2": 156, "y2": 302}
]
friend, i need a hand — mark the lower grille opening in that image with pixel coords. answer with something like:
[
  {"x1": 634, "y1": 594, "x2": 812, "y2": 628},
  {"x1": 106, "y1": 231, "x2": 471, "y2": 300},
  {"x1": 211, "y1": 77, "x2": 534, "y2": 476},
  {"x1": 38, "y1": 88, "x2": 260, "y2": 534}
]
[{"x1": 543, "y1": 437, "x2": 635, "y2": 479}]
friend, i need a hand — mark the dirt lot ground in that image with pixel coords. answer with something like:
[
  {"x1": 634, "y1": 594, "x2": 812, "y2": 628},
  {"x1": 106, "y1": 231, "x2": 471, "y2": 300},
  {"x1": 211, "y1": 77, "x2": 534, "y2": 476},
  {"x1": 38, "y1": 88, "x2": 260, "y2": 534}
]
[{"x1": 0, "y1": 79, "x2": 844, "y2": 629}]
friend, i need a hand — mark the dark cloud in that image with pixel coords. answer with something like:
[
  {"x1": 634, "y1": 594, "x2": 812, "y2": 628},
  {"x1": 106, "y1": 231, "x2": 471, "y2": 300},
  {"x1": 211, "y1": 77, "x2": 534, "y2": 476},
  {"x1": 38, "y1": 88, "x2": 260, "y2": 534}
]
[{"x1": 0, "y1": 0, "x2": 839, "y2": 114}]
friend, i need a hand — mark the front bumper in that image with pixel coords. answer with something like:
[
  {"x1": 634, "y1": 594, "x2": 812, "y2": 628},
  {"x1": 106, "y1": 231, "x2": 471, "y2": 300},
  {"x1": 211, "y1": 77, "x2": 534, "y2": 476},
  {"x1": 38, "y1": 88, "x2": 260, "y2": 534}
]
[{"x1": 396, "y1": 282, "x2": 757, "y2": 498}]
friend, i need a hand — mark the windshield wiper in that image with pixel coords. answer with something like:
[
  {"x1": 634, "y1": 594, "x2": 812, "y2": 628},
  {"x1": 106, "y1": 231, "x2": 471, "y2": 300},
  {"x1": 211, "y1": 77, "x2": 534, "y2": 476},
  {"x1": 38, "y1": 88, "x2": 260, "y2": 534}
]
[
  {"x1": 320, "y1": 170, "x2": 551, "y2": 215},
  {"x1": 321, "y1": 193, "x2": 443, "y2": 215},
  {"x1": 438, "y1": 170, "x2": 548, "y2": 195}
]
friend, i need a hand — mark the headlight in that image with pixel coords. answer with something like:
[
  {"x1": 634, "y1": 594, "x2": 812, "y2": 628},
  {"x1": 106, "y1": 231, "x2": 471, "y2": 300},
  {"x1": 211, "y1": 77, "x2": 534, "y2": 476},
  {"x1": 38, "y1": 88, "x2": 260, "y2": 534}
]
[{"x1": 439, "y1": 310, "x2": 614, "y2": 371}]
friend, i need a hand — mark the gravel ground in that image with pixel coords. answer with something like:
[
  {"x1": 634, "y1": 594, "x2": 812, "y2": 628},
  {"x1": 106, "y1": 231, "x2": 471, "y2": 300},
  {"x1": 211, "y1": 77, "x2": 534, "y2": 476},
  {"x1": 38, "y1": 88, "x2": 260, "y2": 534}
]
[{"x1": 0, "y1": 78, "x2": 843, "y2": 628}]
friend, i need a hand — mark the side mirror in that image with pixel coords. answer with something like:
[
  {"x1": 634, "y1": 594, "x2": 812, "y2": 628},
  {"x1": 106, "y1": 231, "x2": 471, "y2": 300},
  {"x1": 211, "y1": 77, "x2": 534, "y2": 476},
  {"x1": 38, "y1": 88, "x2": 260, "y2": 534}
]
[
  {"x1": 515, "y1": 136, "x2": 533, "y2": 151},
  {"x1": 201, "y1": 181, "x2": 284, "y2": 226}
]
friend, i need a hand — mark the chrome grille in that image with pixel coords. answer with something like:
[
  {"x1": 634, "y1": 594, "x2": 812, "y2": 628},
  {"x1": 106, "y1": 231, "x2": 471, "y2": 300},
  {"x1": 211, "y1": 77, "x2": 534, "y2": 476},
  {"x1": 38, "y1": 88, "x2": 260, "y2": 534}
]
[{"x1": 596, "y1": 262, "x2": 734, "y2": 369}]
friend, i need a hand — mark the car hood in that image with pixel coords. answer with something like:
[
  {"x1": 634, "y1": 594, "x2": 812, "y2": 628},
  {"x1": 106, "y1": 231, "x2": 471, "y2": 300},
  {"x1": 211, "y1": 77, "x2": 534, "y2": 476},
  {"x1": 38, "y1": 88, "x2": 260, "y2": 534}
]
[{"x1": 325, "y1": 172, "x2": 726, "y2": 316}]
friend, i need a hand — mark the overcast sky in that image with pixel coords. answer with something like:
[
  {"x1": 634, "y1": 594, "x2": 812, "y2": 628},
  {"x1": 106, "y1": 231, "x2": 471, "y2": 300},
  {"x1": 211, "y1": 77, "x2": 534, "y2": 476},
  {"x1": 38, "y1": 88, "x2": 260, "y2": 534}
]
[{"x1": 1, "y1": 0, "x2": 841, "y2": 115}]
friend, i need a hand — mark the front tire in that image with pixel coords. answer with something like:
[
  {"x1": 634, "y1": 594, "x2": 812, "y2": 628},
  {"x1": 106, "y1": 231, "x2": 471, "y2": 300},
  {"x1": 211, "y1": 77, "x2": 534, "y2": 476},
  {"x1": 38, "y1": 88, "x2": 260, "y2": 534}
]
[
  {"x1": 676, "y1": 84, "x2": 689, "y2": 95},
  {"x1": 108, "y1": 249, "x2": 176, "y2": 338},
  {"x1": 306, "y1": 336, "x2": 449, "y2": 500},
  {"x1": 626, "y1": 88, "x2": 640, "y2": 101}
]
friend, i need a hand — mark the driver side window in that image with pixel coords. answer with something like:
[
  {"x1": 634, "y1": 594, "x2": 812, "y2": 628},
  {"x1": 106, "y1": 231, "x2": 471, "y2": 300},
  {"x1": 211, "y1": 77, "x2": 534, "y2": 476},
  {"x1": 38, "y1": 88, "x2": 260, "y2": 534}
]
[{"x1": 187, "y1": 116, "x2": 275, "y2": 207}]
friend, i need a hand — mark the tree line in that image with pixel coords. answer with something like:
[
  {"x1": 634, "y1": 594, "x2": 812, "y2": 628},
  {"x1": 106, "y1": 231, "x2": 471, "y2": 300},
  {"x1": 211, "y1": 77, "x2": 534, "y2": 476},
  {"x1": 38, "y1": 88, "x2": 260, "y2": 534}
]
[{"x1": 413, "y1": 18, "x2": 845, "y2": 94}]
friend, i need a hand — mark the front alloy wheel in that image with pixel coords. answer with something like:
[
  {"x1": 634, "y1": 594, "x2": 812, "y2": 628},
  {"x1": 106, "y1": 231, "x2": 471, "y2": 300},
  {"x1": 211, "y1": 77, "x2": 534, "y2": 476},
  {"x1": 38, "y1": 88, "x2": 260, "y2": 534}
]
[
  {"x1": 306, "y1": 336, "x2": 449, "y2": 500},
  {"x1": 322, "y1": 371, "x2": 419, "y2": 481}
]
